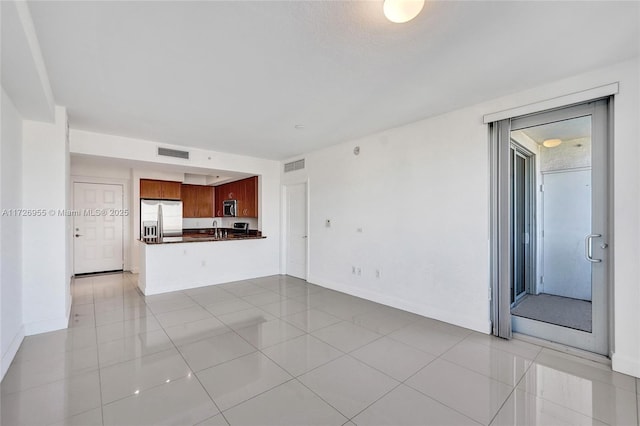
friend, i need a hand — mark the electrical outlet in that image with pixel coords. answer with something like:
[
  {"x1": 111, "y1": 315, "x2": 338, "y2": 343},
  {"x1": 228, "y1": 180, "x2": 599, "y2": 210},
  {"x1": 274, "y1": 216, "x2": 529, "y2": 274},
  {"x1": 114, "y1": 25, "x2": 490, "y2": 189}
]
[
  {"x1": 352, "y1": 266, "x2": 356, "y2": 274},
  {"x1": 375, "y1": 269, "x2": 381, "y2": 278}
]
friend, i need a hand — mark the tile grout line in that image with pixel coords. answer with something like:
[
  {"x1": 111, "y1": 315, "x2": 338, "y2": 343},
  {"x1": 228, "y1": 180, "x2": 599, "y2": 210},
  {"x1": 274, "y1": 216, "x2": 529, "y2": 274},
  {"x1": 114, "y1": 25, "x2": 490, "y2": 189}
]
[
  {"x1": 29, "y1": 273, "x2": 633, "y2": 426},
  {"x1": 484, "y1": 346, "x2": 539, "y2": 426},
  {"x1": 486, "y1": 343, "x2": 612, "y2": 426},
  {"x1": 70, "y1": 276, "x2": 106, "y2": 425},
  {"x1": 180, "y1": 287, "x2": 309, "y2": 425},
  {"x1": 176, "y1": 280, "x2": 356, "y2": 422},
  {"x1": 178, "y1": 281, "x2": 308, "y2": 422},
  {"x1": 396, "y1": 335, "x2": 486, "y2": 425},
  {"x1": 166, "y1": 331, "x2": 230, "y2": 425},
  {"x1": 97, "y1": 280, "x2": 223, "y2": 423},
  {"x1": 95, "y1": 276, "x2": 107, "y2": 426}
]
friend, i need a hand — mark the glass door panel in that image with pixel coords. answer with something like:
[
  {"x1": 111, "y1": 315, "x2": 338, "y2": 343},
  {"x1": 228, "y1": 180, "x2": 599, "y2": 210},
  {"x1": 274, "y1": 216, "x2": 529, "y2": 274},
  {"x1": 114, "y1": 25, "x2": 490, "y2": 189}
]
[{"x1": 507, "y1": 100, "x2": 609, "y2": 355}]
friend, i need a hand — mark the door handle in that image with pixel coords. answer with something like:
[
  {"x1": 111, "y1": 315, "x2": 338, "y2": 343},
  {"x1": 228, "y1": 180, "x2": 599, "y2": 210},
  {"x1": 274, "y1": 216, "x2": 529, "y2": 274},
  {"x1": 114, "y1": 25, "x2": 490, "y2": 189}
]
[
  {"x1": 585, "y1": 234, "x2": 602, "y2": 263},
  {"x1": 75, "y1": 234, "x2": 83, "y2": 238},
  {"x1": 302, "y1": 236, "x2": 308, "y2": 239}
]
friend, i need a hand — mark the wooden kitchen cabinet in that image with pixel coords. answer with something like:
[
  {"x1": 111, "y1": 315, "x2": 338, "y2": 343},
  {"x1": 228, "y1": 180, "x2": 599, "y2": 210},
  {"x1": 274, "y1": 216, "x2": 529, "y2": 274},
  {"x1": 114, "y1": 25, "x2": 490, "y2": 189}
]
[
  {"x1": 181, "y1": 184, "x2": 214, "y2": 218},
  {"x1": 181, "y1": 184, "x2": 198, "y2": 217},
  {"x1": 140, "y1": 179, "x2": 182, "y2": 200},
  {"x1": 238, "y1": 176, "x2": 257, "y2": 217},
  {"x1": 223, "y1": 181, "x2": 240, "y2": 200},
  {"x1": 213, "y1": 176, "x2": 258, "y2": 218},
  {"x1": 140, "y1": 179, "x2": 162, "y2": 198},
  {"x1": 214, "y1": 186, "x2": 224, "y2": 217},
  {"x1": 197, "y1": 185, "x2": 214, "y2": 217},
  {"x1": 162, "y1": 181, "x2": 182, "y2": 200}
]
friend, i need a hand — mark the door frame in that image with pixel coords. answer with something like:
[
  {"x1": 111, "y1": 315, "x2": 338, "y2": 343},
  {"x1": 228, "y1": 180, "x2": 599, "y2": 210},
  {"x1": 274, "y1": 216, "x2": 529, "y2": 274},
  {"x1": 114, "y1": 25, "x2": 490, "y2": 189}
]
[
  {"x1": 282, "y1": 181, "x2": 309, "y2": 279},
  {"x1": 509, "y1": 142, "x2": 537, "y2": 305},
  {"x1": 72, "y1": 177, "x2": 129, "y2": 275},
  {"x1": 490, "y1": 98, "x2": 613, "y2": 356}
]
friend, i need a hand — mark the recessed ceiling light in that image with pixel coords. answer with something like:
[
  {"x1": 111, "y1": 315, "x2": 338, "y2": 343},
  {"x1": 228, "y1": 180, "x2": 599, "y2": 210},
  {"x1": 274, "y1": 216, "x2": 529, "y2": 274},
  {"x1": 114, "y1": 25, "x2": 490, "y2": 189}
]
[
  {"x1": 294, "y1": 125, "x2": 305, "y2": 129},
  {"x1": 543, "y1": 138, "x2": 562, "y2": 148},
  {"x1": 383, "y1": 0, "x2": 425, "y2": 23}
]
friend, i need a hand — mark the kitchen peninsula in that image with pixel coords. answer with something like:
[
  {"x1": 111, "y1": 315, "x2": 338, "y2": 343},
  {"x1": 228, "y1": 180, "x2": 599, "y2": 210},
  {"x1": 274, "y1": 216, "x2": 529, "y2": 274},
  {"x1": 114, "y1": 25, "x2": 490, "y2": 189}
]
[
  {"x1": 138, "y1": 232, "x2": 269, "y2": 295},
  {"x1": 137, "y1": 176, "x2": 273, "y2": 295}
]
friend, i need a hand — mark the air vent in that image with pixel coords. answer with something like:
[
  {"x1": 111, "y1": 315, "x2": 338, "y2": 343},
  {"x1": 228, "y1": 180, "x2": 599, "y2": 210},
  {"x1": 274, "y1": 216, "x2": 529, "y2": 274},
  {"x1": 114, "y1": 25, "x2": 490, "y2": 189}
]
[
  {"x1": 284, "y1": 159, "x2": 305, "y2": 173},
  {"x1": 158, "y1": 147, "x2": 189, "y2": 160}
]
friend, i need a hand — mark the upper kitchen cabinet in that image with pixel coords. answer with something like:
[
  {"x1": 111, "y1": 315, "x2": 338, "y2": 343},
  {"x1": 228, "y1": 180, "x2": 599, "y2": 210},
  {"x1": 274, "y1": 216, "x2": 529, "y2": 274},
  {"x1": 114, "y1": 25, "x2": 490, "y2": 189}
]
[
  {"x1": 181, "y1": 184, "x2": 197, "y2": 217},
  {"x1": 140, "y1": 179, "x2": 182, "y2": 200},
  {"x1": 214, "y1": 186, "x2": 224, "y2": 218},
  {"x1": 219, "y1": 180, "x2": 241, "y2": 200},
  {"x1": 182, "y1": 184, "x2": 214, "y2": 218},
  {"x1": 239, "y1": 176, "x2": 258, "y2": 217},
  {"x1": 214, "y1": 176, "x2": 258, "y2": 218}
]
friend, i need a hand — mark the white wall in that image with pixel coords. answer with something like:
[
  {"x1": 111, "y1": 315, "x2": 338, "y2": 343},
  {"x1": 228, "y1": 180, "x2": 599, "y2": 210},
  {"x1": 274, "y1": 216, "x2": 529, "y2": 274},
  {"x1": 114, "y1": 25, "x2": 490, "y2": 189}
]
[
  {"x1": 1, "y1": 89, "x2": 25, "y2": 379},
  {"x1": 69, "y1": 129, "x2": 282, "y2": 276},
  {"x1": 282, "y1": 58, "x2": 640, "y2": 378},
  {"x1": 283, "y1": 106, "x2": 492, "y2": 333},
  {"x1": 21, "y1": 106, "x2": 70, "y2": 335}
]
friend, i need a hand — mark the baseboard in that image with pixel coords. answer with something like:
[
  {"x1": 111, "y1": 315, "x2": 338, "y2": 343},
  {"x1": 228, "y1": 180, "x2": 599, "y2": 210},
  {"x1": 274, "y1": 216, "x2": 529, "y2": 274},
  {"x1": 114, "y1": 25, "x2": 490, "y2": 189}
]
[
  {"x1": 611, "y1": 352, "x2": 640, "y2": 378},
  {"x1": 131, "y1": 267, "x2": 139, "y2": 274},
  {"x1": 307, "y1": 275, "x2": 491, "y2": 334},
  {"x1": 23, "y1": 314, "x2": 69, "y2": 336},
  {"x1": 1, "y1": 325, "x2": 25, "y2": 380}
]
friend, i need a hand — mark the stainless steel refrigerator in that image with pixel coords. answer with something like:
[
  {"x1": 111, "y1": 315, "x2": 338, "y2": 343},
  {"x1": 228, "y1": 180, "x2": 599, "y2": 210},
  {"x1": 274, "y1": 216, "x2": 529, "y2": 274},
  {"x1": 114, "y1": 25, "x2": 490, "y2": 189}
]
[{"x1": 140, "y1": 199, "x2": 183, "y2": 239}]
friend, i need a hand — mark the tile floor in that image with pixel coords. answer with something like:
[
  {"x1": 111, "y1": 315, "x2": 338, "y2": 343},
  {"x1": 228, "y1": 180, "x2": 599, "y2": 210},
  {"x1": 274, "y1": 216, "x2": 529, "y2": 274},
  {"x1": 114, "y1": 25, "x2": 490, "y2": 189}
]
[{"x1": 1, "y1": 273, "x2": 638, "y2": 426}]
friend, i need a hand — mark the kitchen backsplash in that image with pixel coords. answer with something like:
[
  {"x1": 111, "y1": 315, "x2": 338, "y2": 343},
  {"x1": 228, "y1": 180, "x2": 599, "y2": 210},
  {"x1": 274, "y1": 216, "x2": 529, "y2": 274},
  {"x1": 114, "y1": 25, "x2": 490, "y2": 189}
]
[{"x1": 183, "y1": 217, "x2": 258, "y2": 230}]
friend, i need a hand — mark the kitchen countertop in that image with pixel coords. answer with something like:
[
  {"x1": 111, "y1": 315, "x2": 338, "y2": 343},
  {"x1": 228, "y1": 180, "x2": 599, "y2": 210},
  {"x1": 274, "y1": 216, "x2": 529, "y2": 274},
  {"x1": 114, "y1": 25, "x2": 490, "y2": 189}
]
[{"x1": 141, "y1": 229, "x2": 265, "y2": 244}]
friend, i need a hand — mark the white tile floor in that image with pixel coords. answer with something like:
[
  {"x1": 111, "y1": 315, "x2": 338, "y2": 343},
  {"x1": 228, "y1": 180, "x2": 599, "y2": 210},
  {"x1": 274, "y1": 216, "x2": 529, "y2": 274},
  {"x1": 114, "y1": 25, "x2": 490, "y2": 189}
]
[{"x1": 1, "y1": 273, "x2": 638, "y2": 426}]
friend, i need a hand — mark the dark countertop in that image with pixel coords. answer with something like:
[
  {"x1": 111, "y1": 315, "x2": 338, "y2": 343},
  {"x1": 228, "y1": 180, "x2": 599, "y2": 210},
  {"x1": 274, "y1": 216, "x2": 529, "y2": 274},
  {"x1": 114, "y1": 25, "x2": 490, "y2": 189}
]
[{"x1": 141, "y1": 228, "x2": 265, "y2": 244}]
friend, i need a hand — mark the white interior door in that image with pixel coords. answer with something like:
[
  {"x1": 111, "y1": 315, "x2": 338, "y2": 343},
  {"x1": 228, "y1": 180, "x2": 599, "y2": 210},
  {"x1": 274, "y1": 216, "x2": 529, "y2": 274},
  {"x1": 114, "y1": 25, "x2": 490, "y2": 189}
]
[
  {"x1": 74, "y1": 183, "x2": 124, "y2": 274},
  {"x1": 286, "y1": 183, "x2": 307, "y2": 279}
]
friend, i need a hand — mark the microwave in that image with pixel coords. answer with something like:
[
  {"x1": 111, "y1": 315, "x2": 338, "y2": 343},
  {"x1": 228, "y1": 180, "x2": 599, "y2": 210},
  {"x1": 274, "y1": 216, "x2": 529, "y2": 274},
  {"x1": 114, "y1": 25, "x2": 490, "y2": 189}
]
[{"x1": 223, "y1": 200, "x2": 237, "y2": 217}]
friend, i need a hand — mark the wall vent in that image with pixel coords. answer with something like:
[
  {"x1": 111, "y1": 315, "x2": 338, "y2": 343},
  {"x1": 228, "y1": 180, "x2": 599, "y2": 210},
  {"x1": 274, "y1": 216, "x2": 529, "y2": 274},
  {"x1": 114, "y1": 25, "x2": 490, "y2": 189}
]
[
  {"x1": 158, "y1": 147, "x2": 190, "y2": 160},
  {"x1": 284, "y1": 159, "x2": 305, "y2": 173}
]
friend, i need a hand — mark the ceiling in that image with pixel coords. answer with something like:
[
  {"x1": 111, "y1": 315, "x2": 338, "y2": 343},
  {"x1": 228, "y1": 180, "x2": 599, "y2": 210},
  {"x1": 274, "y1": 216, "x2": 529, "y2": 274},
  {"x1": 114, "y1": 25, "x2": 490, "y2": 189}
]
[
  {"x1": 25, "y1": 1, "x2": 640, "y2": 160},
  {"x1": 521, "y1": 116, "x2": 592, "y2": 145}
]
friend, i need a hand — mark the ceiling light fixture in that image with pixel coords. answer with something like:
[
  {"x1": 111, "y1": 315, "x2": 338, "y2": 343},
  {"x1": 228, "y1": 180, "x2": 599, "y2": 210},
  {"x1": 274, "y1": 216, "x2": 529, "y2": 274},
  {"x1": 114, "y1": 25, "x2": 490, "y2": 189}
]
[
  {"x1": 383, "y1": 0, "x2": 425, "y2": 23},
  {"x1": 543, "y1": 138, "x2": 562, "y2": 148}
]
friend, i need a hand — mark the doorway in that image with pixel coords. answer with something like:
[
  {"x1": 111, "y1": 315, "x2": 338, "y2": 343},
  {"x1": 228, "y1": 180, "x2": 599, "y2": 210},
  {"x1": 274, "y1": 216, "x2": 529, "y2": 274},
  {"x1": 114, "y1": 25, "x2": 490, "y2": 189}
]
[
  {"x1": 73, "y1": 182, "x2": 124, "y2": 275},
  {"x1": 285, "y1": 183, "x2": 308, "y2": 279},
  {"x1": 492, "y1": 99, "x2": 610, "y2": 355},
  {"x1": 510, "y1": 144, "x2": 535, "y2": 307}
]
